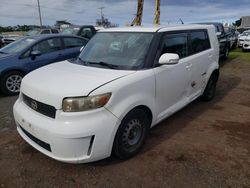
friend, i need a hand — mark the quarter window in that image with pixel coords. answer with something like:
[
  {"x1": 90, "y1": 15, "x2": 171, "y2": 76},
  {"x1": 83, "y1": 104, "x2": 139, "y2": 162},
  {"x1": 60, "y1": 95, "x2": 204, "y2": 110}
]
[
  {"x1": 190, "y1": 31, "x2": 210, "y2": 54},
  {"x1": 41, "y1": 30, "x2": 51, "y2": 34},
  {"x1": 80, "y1": 28, "x2": 93, "y2": 39},
  {"x1": 63, "y1": 37, "x2": 86, "y2": 48},
  {"x1": 161, "y1": 34, "x2": 188, "y2": 59}
]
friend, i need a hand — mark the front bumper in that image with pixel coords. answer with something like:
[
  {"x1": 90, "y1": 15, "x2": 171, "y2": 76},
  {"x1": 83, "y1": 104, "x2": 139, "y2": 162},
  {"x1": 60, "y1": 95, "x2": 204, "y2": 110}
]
[
  {"x1": 238, "y1": 40, "x2": 244, "y2": 47},
  {"x1": 13, "y1": 98, "x2": 120, "y2": 163}
]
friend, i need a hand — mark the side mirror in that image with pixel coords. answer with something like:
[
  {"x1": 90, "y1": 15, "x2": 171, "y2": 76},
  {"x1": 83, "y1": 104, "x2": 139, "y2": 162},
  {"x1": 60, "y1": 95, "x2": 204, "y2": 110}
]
[
  {"x1": 80, "y1": 46, "x2": 85, "y2": 52},
  {"x1": 30, "y1": 50, "x2": 41, "y2": 60},
  {"x1": 159, "y1": 53, "x2": 179, "y2": 65}
]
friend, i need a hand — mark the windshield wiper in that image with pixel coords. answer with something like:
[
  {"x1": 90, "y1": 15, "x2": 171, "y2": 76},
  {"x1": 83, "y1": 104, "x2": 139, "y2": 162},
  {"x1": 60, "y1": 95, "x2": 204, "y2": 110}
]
[{"x1": 88, "y1": 61, "x2": 119, "y2": 69}]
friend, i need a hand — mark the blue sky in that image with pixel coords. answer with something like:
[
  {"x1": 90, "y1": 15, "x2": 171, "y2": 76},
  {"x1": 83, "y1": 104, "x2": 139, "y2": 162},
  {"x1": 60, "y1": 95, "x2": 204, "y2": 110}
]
[{"x1": 0, "y1": 0, "x2": 249, "y2": 26}]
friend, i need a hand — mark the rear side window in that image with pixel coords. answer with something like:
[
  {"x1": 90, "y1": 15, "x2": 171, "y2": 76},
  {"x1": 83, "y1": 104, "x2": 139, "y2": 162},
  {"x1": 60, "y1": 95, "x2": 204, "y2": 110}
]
[
  {"x1": 80, "y1": 28, "x2": 93, "y2": 39},
  {"x1": 161, "y1": 33, "x2": 188, "y2": 59},
  {"x1": 41, "y1": 30, "x2": 51, "y2": 34},
  {"x1": 52, "y1": 29, "x2": 59, "y2": 34},
  {"x1": 63, "y1": 37, "x2": 86, "y2": 48},
  {"x1": 190, "y1": 31, "x2": 210, "y2": 54}
]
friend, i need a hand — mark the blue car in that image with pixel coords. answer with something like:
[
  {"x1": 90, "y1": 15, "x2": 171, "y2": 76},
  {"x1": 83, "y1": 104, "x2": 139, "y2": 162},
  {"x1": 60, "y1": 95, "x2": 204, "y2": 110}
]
[{"x1": 0, "y1": 34, "x2": 88, "y2": 95}]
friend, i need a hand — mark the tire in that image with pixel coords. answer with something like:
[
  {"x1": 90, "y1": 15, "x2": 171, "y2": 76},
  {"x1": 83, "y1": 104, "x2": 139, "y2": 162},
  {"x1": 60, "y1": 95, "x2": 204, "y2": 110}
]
[
  {"x1": 113, "y1": 109, "x2": 150, "y2": 159},
  {"x1": 0, "y1": 71, "x2": 24, "y2": 96},
  {"x1": 200, "y1": 73, "x2": 217, "y2": 101},
  {"x1": 223, "y1": 45, "x2": 229, "y2": 59}
]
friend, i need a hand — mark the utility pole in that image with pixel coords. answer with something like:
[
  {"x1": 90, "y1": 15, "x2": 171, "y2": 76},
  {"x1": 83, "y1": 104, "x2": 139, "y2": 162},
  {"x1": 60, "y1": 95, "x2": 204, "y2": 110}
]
[
  {"x1": 154, "y1": 0, "x2": 160, "y2": 25},
  {"x1": 37, "y1": 0, "x2": 43, "y2": 28},
  {"x1": 131, "y1": 0, "x2": 144, "y2": 26},
  {"x1": 98, "y1": 7, "x2": 105, "y2": 23}
]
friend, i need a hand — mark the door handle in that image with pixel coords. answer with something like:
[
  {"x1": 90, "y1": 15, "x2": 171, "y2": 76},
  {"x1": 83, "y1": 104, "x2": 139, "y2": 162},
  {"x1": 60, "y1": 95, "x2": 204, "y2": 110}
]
[{"x1": 186, "y1": 64, "x2": 193, "y2": 70}]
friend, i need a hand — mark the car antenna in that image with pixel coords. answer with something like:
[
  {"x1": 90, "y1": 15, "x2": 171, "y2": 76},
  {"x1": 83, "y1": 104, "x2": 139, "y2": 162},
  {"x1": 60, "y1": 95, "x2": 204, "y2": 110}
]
[{"x1": 180, "y1": 18, "x2": 184, "y2": 24}]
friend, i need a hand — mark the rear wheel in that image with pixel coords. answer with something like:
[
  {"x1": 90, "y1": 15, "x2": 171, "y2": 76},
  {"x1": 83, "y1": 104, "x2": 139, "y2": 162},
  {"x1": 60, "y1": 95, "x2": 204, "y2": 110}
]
[
  {"x1": 223, "y1": 45, "x2": 229, "y2": 59},
  {"x1": 200, "y1": 73, "x2": 217, "y2": 101},
  {"x1": 0, "y1": 71, "x2": 24, "y2": 95},
  {"x1": 113, "y1": 109, "x2": 150, "y2": 159}
]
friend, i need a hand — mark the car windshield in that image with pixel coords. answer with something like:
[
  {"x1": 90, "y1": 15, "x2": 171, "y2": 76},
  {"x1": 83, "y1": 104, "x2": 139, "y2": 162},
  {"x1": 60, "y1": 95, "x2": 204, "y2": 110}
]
[
  {"x1": 242, "y1": 31, "x2": 250, "y2": 36},
  {"x1": 0, "y1": 37, "x2": 35, "y2": 54},
  {"x1": 26, "y1": 30, "x2": 40, "y2": 36},
  {"x1": 77, "y1": 32, "x2": 154, "y2": 70},
  {"x1": 62, "y1": 27, "x2": 80, "y2": 35}
]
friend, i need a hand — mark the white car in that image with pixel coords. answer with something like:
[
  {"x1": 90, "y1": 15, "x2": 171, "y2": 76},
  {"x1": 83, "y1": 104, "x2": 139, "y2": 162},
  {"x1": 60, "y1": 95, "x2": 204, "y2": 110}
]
[
  {"x1": 242, "y1": 35, "x2": 250, "y2": 51},
  {"x1": 13, "y1": 25, "x2": 220, "y2": 163},
  {"x1": 238, "y1": 30, "x2": 250, "y2": 47}
]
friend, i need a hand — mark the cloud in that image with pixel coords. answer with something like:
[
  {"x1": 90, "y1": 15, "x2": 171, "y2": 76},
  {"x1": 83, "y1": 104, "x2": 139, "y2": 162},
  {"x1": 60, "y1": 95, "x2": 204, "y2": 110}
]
[{"x1": 0, "y1": 0, "x2": 249, "y2": 26}]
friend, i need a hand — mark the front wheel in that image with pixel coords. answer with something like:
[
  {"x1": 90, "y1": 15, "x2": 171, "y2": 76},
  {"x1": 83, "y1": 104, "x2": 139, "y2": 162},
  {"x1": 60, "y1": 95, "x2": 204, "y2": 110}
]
[
  {"x1": 0, "y1": 71, "x2": 24, "y2": 95},
  {"x1": 113, "y1": 109, "x2": 150, "y2": 159}
]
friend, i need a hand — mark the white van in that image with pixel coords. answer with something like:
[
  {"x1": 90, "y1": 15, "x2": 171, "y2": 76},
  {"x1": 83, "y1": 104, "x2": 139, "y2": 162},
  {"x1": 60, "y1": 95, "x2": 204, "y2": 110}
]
[{"x1": 13, "y1": 25, "x2": 219, "y2": 163}]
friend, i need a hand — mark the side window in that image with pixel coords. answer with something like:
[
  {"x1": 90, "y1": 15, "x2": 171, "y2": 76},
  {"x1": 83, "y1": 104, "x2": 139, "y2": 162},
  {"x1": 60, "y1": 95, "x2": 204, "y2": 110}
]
[
  {"x1": 161, "y1": 34, "x2": 188, "y2": 59},
  {"x1": 41, "y1": 30, "x2": 51, "y2": 34},
  {"x1": 32, "y1": 38, "x2": 62, "y2": 54},
  {"x1": 52, "y1": 29, "x2": 59, "y2": 34},
  {"x1": 190, "y1": 31, "x2": 210, "y2": 54},
  {"x1": 63, "y1": 37, "x2": 86, "y2": 48},
  {"x1": 80, "y1": 28, "x2": 93, "y2": 39}
]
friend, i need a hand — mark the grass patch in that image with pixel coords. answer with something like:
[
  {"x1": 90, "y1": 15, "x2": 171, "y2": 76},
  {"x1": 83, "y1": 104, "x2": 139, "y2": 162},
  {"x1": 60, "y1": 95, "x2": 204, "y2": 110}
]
[{"x1": 229, "y1": 48, "x2": 250, "y2": 62}]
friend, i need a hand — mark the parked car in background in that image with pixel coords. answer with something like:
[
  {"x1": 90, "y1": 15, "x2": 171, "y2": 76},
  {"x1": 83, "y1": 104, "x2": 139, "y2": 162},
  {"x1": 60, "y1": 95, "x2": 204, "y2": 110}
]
[
  {"x1": 0, "y1": 34, "x2": 88, "y2": 95},
  {"x1": 61, "y1": 25, "x2": 96, "y2": 39},
  {"x1": 0, "y1": 35, "x2": 4, "y2": 48},
  {"x1": 199, "y1": 22, "x2": 230, "y2": 59},
  {"x1": 225, "y1": 27, "x2": 238, "y2": 49},
  {"x1": 242, "y1": 35, "x2": 250, "y2": 52},
  {"x1": 2, "y1": 34, "x2": 21, "y2": 45},
  {"x1": 25, "y1": 28, "x2": 59, "y2": 36},
  {"x1": 238, "y1": 30, "x2": 250, "y2": 47},
  {"x1": 13, "y1": 25, "x2": 219, "y2": 163}
]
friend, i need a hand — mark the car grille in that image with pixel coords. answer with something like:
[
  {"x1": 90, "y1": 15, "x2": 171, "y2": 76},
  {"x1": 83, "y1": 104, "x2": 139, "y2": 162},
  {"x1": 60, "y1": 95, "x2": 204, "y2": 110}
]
[
  {"x1": 22, "y1": 93, "x2": 56, "y2": 119},
  {"x1": 19, "y1": 125, "x2": 51, "y2": 152}
]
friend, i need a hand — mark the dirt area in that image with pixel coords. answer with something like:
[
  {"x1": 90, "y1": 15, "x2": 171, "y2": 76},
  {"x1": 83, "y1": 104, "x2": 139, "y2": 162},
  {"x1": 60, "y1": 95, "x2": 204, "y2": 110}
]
[{"x1": 0, "y1": 56, "x2": 250, "y2": 188}]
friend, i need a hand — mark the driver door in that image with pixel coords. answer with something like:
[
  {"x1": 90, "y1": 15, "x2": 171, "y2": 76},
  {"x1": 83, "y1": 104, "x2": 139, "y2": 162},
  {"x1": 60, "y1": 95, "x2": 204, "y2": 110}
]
[
  {"x1": 154, "y1": 32, "x2": 192, "y2": 122},
  {"x1": 23, "y1": 37, "x2": 64, "y2": 72}
]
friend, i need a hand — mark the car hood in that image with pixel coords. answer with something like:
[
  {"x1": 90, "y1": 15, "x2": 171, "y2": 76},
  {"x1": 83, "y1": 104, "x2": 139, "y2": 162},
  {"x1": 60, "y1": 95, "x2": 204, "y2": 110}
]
[
  {"x1": 0, "y1": 53, "x2": 16, "y2": 60},
  {"x1": 239, "y1": 36, "x2": 247, "y2": 40},
  {"x1": 21, "y1": 60, "x2": 136, "y2": 109}
]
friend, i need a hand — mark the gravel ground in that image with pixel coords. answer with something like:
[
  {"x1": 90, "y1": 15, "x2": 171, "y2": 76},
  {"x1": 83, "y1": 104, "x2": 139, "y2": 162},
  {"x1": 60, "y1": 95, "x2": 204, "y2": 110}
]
[{"x1": 0, "y1": 56, "x2": 250, "y2": 188}]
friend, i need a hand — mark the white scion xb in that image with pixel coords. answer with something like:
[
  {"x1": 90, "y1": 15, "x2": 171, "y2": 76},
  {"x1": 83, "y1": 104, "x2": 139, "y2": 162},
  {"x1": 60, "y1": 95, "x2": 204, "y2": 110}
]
[{"x1": 13, "y1": 25, "x2": 219, "y2": 163}]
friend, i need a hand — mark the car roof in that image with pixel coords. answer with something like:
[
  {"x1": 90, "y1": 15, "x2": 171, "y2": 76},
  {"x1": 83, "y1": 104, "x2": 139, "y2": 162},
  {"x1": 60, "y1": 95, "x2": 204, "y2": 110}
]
[
  {"x1": 24, "y1": 34, "x2": 86, "y2": 40},
  {"x1": 99, "y1": 24, "x2": 214, "y2": 33},
  {"x1": 197, "y1": 22, "x2": 222, "y2": 25}
]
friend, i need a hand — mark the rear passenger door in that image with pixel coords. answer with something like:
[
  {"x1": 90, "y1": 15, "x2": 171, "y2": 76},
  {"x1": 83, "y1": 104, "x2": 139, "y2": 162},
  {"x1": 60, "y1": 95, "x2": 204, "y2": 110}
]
[
  {"x1": 154, "y1": 32, "x2": 192, "y2": 122},
  {"x1": 187, "y1": 30, "x2": 212, "y2": 100},
  {"x1": 62, "y1": 37, "x2": 87, "y2": 59}
]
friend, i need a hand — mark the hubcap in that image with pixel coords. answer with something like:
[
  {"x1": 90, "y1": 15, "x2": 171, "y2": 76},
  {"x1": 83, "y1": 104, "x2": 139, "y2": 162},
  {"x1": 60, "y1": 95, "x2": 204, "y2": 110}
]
[
  {"x1": 6, "y1": 75, "x2": 22, "y2": 93},
  {"x1": 122, "y1": 119, "x2": 143, "y2": 149}
]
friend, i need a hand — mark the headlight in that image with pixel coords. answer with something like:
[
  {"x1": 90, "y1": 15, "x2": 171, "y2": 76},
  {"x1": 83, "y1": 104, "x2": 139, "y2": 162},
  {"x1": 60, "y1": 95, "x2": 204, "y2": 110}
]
[{"x1": 62, "y1": 93, "x2": 111, "y2": 112}]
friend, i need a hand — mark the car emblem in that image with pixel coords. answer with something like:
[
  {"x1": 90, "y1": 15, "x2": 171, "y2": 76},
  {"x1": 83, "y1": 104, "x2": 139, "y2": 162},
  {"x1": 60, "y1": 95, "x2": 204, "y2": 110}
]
[{"x1": 31, "y1": 100, "x2": 38, "y2": 110}]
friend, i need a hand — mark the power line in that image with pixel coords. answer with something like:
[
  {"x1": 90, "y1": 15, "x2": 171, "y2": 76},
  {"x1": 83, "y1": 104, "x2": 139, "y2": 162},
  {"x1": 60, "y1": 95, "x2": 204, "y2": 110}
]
[{"x1": 1, "y1": 1, "x2": 84, "y2": 14}]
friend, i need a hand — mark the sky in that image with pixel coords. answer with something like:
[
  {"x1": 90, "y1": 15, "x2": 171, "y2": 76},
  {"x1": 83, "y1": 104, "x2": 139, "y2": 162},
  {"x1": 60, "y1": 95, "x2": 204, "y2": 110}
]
[{"x1": 0, "y1": 0, "x2": 249, "y2": 26}]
